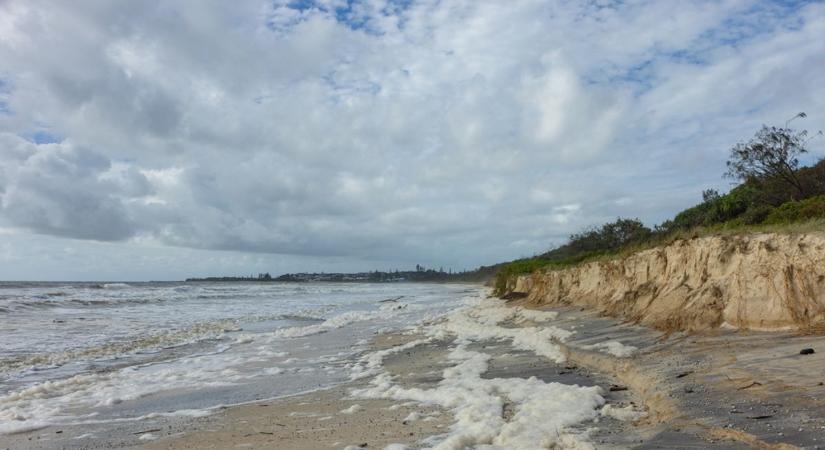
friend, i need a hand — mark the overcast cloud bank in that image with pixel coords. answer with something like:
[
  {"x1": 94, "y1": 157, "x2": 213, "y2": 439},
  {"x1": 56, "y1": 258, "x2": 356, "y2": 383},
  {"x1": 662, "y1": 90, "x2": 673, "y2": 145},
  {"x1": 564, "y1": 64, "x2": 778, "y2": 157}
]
[{"x1": 1, "y1": 0, "x2": 824, "y2": 279}]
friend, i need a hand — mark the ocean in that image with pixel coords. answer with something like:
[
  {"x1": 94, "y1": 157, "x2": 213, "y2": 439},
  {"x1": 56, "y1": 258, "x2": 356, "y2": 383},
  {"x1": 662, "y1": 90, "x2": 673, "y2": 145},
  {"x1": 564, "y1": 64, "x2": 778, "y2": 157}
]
[{"x1": 0, "y1": 281, "x2": 483, "y2": 435}]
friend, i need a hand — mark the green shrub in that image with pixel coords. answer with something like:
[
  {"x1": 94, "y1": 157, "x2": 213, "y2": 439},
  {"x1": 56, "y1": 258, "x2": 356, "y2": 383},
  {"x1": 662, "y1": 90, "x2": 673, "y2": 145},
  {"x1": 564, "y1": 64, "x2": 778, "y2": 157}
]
[
  {"x1": 541, "y1": 218, "x2": 651, "y2": 260},
  {"x1": 738, "y1": 204, "x2": 774, "y2": 225},
  {"x1": 764, "y1": 195, "x2": 825, "y2": 224},
  {"x1": 658, "y1": 183, "x2": 758, "y2": 233}
]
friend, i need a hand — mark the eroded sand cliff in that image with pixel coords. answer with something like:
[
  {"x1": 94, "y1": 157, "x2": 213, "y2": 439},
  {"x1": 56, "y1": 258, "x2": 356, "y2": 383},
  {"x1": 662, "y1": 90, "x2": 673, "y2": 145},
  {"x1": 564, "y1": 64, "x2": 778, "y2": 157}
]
[{"x1": 505, "y1": 232, "x2": 825, "y2": 332}]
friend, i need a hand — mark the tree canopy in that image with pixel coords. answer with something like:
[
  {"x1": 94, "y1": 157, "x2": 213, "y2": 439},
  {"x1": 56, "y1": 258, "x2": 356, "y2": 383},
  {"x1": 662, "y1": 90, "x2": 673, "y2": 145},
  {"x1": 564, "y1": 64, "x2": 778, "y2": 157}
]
[{"x1": 725, "y1": 125, "x2": 811, "y2": 199}]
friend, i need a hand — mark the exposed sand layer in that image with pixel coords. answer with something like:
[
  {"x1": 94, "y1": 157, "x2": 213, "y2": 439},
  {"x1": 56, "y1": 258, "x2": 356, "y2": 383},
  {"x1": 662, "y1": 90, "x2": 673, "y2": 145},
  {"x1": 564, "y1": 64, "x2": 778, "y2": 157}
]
[{"x1": 507, "y1": 232, "x2": 825, "y2": 332}]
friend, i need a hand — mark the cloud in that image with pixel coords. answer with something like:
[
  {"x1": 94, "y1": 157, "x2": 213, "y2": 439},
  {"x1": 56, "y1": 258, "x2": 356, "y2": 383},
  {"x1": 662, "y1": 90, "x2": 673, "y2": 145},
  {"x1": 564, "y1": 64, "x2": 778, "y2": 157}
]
[
  {"x1": 0, "y1": 0, "x2": 824, "y2": 276},
  {"x1": 0, "y1": 134, "x2": 151, "y2": 240}
]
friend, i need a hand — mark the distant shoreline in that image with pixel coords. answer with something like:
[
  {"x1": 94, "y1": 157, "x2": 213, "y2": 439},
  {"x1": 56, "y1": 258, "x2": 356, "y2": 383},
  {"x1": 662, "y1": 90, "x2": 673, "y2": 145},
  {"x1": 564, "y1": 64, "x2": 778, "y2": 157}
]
[
  {"x1": 186, "y1": 268, "x2": 496, "y2": 284},
  {"x1": 184, "y1": 278, "x2": 483, "y2": 283}
]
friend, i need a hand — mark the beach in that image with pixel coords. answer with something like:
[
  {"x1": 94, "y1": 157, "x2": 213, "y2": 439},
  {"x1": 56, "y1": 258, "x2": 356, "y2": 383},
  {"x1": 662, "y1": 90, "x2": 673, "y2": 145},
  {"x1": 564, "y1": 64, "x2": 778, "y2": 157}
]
[
  {"x1": 3, "y1": 284, "x2": 825, "y2": 449},
  {"x1": 137, "y1": 306, "x2": 825, "y2": 450},
  {"x1": 0, "y1": 282, "x2": 478, "y2": 448},
  {"x1": 136, "y1": 303, "x2": 825, "y2": 450}
]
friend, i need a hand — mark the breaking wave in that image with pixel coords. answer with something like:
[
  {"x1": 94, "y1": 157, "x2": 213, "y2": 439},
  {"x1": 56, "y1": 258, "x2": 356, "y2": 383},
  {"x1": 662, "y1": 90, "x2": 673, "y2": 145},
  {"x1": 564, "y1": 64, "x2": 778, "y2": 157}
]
[{"x1": 0, "y1": 320, "x2": 239, "y2": 375}]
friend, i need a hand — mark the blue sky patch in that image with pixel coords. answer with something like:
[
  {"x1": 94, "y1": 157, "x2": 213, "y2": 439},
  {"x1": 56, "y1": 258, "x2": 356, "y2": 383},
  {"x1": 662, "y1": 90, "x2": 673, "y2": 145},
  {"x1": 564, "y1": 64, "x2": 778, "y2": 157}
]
[
  {"x1": 24, "y1": 130, "x2": 64, "y2": 145},
  {"x1": 280, "y1": 0, "x2": 413, "y2": 34}
]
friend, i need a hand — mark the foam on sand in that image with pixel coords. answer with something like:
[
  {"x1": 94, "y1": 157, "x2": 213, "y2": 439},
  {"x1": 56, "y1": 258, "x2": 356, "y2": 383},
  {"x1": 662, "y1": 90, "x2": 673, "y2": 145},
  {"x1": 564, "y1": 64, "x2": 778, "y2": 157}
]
[
  {"x1": 340, "y1": 404, "x2": 363, "y2": 414},
  {"x1": 427, "y1": 298, "x2": 572, "y2": 363},
  {"x1": 350, "y1": 295, "x2": 610, "y2": 449},
  {"x1": 599, "y1": 404, "x2": 647, "y2": 422},
  {"x1": 581, "y1": 340, "x2": 638, "y2": 358},
  {"x1": 354, "y1": 344, "x2": 604, "y2": 449}
]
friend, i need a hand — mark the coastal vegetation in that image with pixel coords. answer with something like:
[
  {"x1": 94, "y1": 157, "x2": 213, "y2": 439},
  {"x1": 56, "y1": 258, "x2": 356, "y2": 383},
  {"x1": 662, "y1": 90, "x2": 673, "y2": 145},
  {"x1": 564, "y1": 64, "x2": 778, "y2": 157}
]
[{"x1": 494, "y1": 117, "x2": 825, "y2": 295}]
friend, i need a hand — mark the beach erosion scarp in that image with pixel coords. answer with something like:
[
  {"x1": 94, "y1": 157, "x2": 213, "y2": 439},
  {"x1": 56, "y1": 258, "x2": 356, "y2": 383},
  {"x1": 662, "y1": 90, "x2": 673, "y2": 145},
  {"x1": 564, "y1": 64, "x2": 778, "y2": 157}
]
[
  {"x1": 502, "y1": 232, "x2": 825, "y2": 332},
  {"x1": 490, "y1": 231, "x2": 825, "y2": 448}
]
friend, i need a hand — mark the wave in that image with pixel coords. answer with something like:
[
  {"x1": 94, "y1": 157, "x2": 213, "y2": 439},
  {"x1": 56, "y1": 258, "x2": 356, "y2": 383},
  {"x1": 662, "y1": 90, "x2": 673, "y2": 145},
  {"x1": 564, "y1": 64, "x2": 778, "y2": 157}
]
[
  {"x1": 0, "y1": 351, "x2": 244, "y2": 435},
  {"x1": 0, "y1": 296, "x2": 171, "y2": 312},
  {"x1": 258, "y1": 302, "x2": 414, "y2": 340},
  {"x1": 0, "y1": 284, "x2": 309, "y2": 313},
  {"x1": 0, "y1": 320, "x2": 239, "y2": 376},
  {"x1": 277, "y1": 314, "x2": 325, "y2": 322},
  {"x1": 95, "y1": 283, "x2": 132, "y2": 290}
]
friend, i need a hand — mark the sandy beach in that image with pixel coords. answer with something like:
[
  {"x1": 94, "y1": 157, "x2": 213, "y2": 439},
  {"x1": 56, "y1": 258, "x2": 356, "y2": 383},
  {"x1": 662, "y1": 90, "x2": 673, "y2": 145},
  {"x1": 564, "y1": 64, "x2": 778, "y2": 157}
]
[
  {"x1": 4, "y1": 293, "x2": 825, "y2": 449},
  {"x1": 134, "y1": 334, "x2": 454, "y2": 450},
  {"x1": 137, "y1": 303, "x2": 825, "y2": 449}
]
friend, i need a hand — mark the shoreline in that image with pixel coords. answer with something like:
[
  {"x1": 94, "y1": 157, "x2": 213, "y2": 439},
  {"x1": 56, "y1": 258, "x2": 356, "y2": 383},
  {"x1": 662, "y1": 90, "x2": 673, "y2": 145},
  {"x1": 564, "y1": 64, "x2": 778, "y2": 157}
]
[
  {"x1": 3, "y1": 296, "x2": 825, "y2": 449},
  {"x1": 134, "y1": 333, "x2": 455, "y2": 450},
  {"x1": 130, "y1": 329, "x2": 644, "y2": 450},
  {"x1": 136, "y1": 302, "x2": 825, "y2": 449}
]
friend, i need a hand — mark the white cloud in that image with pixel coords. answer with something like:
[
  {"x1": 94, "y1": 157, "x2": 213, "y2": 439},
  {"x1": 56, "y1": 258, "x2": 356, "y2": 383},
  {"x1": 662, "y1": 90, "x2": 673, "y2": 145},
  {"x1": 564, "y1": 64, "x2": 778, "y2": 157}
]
[{"x1": 0, "y1": 0, "x2": 824, "y2": 279}]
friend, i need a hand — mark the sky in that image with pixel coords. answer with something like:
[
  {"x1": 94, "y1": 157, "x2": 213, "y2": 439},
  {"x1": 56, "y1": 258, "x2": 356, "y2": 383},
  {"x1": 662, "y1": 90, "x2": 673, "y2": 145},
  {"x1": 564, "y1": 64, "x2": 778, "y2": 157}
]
[{"x1": 1, "y1": 0, "x2": 824, "y2": 281}]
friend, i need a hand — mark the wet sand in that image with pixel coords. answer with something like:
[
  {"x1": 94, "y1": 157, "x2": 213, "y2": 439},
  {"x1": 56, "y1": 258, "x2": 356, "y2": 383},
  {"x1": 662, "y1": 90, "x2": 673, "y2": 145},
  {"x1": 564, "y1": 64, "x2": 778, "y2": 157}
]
[
  {"x1": 534, "y1": 305, "x2": 825, "y2": 449},
  {"x1": 135, "y1": 334, "x2": 454, "y2": 450},
  {"x1": 3, "y1": 303, "x2": 825, "y2": 449},
  {"x1": 133, "y1": 331, "x2": 646, "y2": 450}
]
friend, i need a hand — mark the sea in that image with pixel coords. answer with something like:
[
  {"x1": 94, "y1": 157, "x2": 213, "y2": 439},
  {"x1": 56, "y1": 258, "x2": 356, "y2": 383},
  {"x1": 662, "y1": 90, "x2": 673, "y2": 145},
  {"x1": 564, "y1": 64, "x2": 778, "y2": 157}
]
[{"x1": 0, "y1": 281, "x2": 483, "y2": 435}]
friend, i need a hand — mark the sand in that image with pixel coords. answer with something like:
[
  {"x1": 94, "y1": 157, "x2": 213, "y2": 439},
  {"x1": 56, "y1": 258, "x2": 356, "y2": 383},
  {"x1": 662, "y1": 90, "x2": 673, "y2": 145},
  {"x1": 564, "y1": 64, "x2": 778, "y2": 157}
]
[
  {"x1": 3, "y1": 301, "x2": 825, "y2": 449},
  {"x1": 135, "y1": 334, "x2": 453, "y2": 450},
  {"x1": 508, "y1": 232, "x2": 825, "y2": 333},
  {"x1": 529, "y1": 304, "x2": 825, "y2": 449}
]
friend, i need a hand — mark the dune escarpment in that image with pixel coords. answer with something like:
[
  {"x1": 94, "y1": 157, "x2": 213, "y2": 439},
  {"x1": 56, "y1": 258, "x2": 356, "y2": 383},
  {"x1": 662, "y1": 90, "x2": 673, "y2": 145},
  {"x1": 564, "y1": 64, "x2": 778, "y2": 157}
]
[{"x1": 504, "y1": 233, "x2": 825, "y2": 332}]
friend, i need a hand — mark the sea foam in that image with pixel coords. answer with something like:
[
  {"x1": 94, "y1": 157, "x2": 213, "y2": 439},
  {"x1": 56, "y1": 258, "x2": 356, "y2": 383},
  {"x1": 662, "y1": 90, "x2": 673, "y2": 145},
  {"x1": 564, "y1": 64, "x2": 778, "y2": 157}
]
[{"x1": 350, "y1": 293, "x2": 618, "y2": 449}]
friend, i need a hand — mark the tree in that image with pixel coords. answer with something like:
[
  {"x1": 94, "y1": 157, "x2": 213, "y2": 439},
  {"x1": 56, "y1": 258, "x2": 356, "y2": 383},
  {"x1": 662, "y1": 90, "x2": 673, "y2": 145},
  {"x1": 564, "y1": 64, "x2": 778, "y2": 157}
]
[
  {"x1": 725, "y1": 124, "x2": 811, "y2": 200},
  {"x1": 702, "y1": 189, "x2": 720, "y2": 203},
  {"x1": 566, "y1": 218, "x2": 652, "y2": 254}
]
